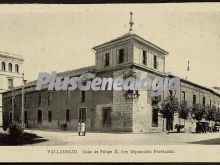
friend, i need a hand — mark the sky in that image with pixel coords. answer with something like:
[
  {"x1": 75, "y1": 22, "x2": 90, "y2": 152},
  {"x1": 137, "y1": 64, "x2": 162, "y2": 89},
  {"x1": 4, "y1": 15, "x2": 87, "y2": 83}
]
[{"x1": 0, "y1": 4, "x2": 220, "y2": 90}]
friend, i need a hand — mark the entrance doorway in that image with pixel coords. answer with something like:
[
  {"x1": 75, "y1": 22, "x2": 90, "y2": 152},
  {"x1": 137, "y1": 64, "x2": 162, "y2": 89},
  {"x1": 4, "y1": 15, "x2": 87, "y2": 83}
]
[
  {"x1": 102, "y1": 107, "x2": 112, "y2": 127},
  {"x1": 24, "y1": 111, "x2": 28, "y2": 127},
  {"x1": 79, "y1": 108, "x2": 86, "y2": 123},
  {"x1": 166, "y1": 117, "x2": 174, "y2": 131},
  {"x1": 9, "y1": 111, "x2": 12, "y2": 123},
  {"x1": 37, "y1": 109, "x2": 42, "y2": 124}
]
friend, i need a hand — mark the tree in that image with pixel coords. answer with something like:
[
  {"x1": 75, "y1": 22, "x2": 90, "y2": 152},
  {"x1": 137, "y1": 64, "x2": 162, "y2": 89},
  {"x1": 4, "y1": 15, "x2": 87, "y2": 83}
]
[
  {"x1": 161, "y1": 96, "x2": 179, "y2": 133},
  {"x1": 214, "y1": 108, "x2": 220, "y2": 122},
  {"x1": 205, "y1": 105, "x2": 215, "y2": 124},
  {"x1": 178, "y1": 101, "x2": 190, "y2": 129},
  {"x1": 190, "y1": 103, "x2": 206, "y2": 121}
]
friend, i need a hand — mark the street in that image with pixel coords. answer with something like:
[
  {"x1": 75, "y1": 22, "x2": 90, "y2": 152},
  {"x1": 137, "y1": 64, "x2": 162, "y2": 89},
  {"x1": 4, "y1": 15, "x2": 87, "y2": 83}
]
[{"x1": 14, "y1": 129, "x2": 220, "y2": 146}]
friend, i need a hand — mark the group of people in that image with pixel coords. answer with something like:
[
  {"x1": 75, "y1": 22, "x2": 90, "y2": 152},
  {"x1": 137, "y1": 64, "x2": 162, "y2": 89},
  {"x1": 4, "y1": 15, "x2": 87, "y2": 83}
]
[{"x1": 78, "y1": 122, "x2": 86, "y2": 136}]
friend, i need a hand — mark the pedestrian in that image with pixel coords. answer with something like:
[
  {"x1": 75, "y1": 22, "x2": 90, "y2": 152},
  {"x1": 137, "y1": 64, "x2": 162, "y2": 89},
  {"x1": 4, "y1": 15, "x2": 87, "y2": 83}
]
[
  {"x1": 78, "y1": 122, "x2": 81, "y2": 136},
  {"x1": 81, "y1": 122, "x2": 86, "y2": 136}
]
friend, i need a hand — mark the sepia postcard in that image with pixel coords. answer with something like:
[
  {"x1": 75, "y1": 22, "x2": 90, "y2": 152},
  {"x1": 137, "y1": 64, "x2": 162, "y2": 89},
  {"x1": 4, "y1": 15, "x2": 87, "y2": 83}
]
[{"x1": 0, "y1": 3, "x2": 220, "y2": 163}]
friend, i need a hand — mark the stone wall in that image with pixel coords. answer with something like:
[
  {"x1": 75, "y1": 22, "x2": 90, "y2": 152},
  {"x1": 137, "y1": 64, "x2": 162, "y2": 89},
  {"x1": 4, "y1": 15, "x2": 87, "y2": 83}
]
[{"x1": 112, "y1": 69, "x2": 133, "y2": 132}]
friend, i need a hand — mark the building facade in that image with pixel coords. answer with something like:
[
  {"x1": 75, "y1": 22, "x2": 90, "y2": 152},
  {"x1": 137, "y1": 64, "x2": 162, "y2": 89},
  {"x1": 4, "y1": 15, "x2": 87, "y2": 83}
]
[
  {"x1": 0, "y1": 52, "x2": 24, "y2": 126},
  {"x1": 2, "y1": 33, "x2": 220, "y2": 133}
]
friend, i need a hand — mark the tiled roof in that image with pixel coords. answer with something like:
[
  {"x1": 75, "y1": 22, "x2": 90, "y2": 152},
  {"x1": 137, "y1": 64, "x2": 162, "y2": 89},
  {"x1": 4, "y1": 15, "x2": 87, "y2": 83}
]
[
  {"x1": 93, "y1": 33, "x2": 169, "y2": 55},
  {"x1": 2, "y1": 65, "x2": 95, "y2": 93},
  {"x1": 57, "y1": 65, "x2": 95, "y2": 77}
]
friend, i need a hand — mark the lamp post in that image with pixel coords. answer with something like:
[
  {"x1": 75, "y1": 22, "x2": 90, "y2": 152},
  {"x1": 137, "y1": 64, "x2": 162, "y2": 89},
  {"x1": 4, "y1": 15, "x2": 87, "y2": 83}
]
[
  {"x1": 21, "y1": 72, "x2": 25, "y2": 127},
  {"x1": 11, "y1": 89, "x2": 18, "y2": 123},
  {"x1": 10, "y1": 73, "x2": 25, "y2": 125}
]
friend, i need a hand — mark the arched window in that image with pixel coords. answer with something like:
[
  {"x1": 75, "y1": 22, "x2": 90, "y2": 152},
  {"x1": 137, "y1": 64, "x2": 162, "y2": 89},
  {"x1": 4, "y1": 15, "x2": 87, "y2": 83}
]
[
  {"x1": 15, "y1": 64, "x2": 19, "y2": 73},
  {"x1": 1, "y1": 62, "x2": 5, "y2": 71},
  {"x1": 8, "y1": 63, "x2": 12, "y2": 72}
]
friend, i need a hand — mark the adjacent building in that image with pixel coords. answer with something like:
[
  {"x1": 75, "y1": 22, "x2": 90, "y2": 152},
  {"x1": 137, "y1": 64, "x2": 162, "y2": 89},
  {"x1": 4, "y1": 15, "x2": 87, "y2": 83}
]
[
  {"x1": 1, "y1": 31, "x2": 220, "y2": 133},
  {"x1": 0, "y1": 52, "x2": 24, "y2": 127}
]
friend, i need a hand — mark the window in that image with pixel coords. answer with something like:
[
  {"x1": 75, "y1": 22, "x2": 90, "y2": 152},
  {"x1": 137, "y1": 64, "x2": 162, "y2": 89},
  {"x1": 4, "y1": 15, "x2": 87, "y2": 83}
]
[
  {"x1": 104, "y1": 53, "x2": 110, "y2": 67},
  {"x1": 38, "y1": 93, "x2": 41, "y2": 106},
  {"x1": 66, "y1": 89, "x2": 70, "y2": 104},
  {"x1": 8, "y1": 78, "x2": 13, "y2": 89},
  {"x1": 153, "y1": 55, "x2": 158, "y2": 69},
  {"x1": 203, "y1": 97, "x2": 206, "y2": 106},
  {"x1": 48, "y1": 92, "x2": 51, "y2": 105},
  {"x1": 15, "y1": 64, "x2": 19, "y2": 73},
  {"x1": 66, "y1": 109, "x2": 70, "y2": 122},
  {"x1": 48, "y1": 111, "x2": 52, "y2": 122},
  {"x1": 81, "y1": 91, "x2": 85, "y2": 103},
  {"x1": 102, "y1": 108, "x2": 111, "y2": 127},
  {"x1": 1, "y1": 62, "x2": 5, "y2": 71},
  {"x1": 193, "y1": 95, "x2": 196, "y2": 104},
  {"x1": 181, "y1": 91, "x2": 186, "y2": 101},
  {"x1": 8, "y1": 63, "x2": 12, "y2": 72},
  {"x1": 142, "y1": 50, "x2": 147, "y2": 65},
  {"x1": 118, "y1": 49, "x2": 124, "y2": 64},
  {"x1": 37, "y1": 109, "x2": 42, "y2": 124},
  {"x1": 152, "y1": 108, "x2": 158, "y2": 127}
]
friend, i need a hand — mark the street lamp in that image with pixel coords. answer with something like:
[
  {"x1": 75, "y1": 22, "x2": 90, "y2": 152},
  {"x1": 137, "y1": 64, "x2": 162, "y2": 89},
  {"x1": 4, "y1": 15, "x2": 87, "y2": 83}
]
[
  {"x1": 21, "y1": 72, "x2": 26, "y2": 127},
  {"x1": 11, "y1": 73, "x2": 26, "y2": 126}
]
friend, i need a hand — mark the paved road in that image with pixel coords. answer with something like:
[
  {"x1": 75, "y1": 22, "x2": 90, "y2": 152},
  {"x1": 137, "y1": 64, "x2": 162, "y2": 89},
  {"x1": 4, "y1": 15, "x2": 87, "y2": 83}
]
[{"x1": 21, "y1": 129, "x2": 220, "y2": 146}]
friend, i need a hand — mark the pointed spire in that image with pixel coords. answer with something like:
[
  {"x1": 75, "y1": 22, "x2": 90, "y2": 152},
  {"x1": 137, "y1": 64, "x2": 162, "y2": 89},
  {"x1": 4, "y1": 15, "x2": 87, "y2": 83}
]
[
  {"x1": 129, "y1": 12, "x2": 134, "y2": 33},
  {"x1": 185, "y1": 60, "x2": 190, "y2": 80}
]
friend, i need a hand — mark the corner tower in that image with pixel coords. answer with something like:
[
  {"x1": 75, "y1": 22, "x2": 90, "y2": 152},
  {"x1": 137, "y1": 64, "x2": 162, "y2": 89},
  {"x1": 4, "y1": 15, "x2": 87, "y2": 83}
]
[
  {"x1": 92, "y1": 13, "x2": 168, "y2": 73},
  {"x1": 92, "y1": 13, "x2": 169, "y2": 133}
]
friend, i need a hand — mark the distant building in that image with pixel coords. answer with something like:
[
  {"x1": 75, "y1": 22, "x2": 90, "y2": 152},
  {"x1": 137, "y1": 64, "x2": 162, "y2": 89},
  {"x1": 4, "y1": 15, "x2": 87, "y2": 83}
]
[
  {"x1": 1, "y1": 32, "x2": 220, "y2": 133},
  {"x1": 0, "y1": 52, "x2": 24, "y2": 126}
]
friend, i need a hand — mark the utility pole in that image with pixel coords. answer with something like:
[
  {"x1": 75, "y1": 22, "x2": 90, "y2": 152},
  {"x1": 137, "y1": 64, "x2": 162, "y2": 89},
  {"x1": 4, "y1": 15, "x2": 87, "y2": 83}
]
[{"x1": 21, "y1": 72, "x2": 24, "y2": 127}]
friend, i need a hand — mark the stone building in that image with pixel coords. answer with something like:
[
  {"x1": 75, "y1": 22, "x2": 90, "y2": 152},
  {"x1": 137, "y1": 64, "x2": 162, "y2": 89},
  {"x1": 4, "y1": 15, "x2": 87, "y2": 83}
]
[
  {"x1": 1, "y1": 31, "x2": 220, "y2": 133},
  {"x1": 0, "y1": 52, "x2": 24, "y2": 127}
]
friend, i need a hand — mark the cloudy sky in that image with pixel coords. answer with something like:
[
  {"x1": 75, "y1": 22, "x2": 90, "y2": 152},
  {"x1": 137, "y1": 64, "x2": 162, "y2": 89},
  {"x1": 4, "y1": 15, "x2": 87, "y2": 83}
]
[{"x1": 0, "y1": 4, "x2": 220, "y2": 90}]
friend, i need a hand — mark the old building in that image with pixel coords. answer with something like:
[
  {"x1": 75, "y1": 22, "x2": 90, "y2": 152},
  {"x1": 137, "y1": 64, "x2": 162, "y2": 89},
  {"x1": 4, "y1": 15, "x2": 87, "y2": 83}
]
[
  {"x1": 2, "y1": 17, "x2": 220, "y2": 133},
  {"x1": 0, "y1": 52, "x2": 24, "y2": 127}
]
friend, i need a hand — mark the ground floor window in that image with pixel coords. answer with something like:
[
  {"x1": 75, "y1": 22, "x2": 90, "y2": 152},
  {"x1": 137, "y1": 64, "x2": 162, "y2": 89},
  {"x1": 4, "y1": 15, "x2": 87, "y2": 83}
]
[
  {"x1": 152, "y1": 108, "x2": 158, "y2": 127},
  {"x1": 102, "y1": 108, "x2": 112, "y2": 127},
  {"x1": 66, "y1": 109, "x2": 70, "y2": 122},
  {"x1": 37, "y1": 109, "x2": 42, "y2": 124},
  {"x1": 48, "y1": 111, "x2": 52, "y2": 122}
]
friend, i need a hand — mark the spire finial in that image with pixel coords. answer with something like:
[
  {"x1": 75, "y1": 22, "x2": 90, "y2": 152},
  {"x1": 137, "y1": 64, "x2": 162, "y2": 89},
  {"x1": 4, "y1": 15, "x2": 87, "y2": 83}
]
[
  {"x1": 187, "y1": 60, "x2": 190, "y2": 71},
  {"x1": 129, "y1": 12, "x2": 134, "y2": 33}
]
